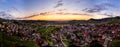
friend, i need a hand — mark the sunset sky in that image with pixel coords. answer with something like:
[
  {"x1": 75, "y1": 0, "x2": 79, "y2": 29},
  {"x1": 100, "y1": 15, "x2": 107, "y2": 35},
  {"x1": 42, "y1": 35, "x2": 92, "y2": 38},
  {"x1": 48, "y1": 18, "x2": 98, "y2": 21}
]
[{"x1": 0, "y1": 0, "x2": 120, "y2": 20}]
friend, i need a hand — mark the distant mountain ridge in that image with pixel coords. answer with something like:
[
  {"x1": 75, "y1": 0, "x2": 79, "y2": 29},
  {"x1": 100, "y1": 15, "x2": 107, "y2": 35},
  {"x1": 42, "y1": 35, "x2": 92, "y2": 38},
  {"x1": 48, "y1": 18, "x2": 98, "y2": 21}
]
[
  {"x1": 0, "y1": 15, "x2": 120, "y2": 23},
  {"x1": 89, "y1": 16, "x2": 120, "y2": 22}
]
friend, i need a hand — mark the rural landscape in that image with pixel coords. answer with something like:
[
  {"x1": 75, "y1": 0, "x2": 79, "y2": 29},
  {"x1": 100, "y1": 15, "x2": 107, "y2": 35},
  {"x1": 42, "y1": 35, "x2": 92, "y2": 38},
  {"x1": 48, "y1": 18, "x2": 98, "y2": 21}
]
[
  {"x1": 0, "y1": 16, "x2": 120, "y2": 47},
  {"x1": 0, "y1": 0, "x2": 120, "y2": 47}
]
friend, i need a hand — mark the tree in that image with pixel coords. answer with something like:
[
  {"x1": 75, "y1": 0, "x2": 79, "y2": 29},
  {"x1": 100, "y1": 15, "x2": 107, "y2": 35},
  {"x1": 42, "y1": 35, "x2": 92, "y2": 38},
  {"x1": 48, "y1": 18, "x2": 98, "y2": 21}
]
[
  {"x1": 89, "y1": 40, "x2": 103, "y2": 47},
  {"x1": 111, "y1": 40, "x2": 120, "y2": 47}
]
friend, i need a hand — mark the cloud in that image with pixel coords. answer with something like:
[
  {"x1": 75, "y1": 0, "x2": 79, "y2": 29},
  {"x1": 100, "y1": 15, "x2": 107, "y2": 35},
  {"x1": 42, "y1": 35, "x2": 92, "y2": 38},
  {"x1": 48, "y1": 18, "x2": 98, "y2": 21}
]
[
  {"x1": 103, "y1": 3, "x2": 115, "y2": 7},
  {"x1": 0, "y1": 11, "x2": 14, "y2": 19},
  {"x1": 58, "y1": 0, "x2": 62, "y2": 3},
  {"x1": 82, "y1": 2, "x2": 117, "y2": 18},
  {"x1": 54, "y1": 0, "x2": 63, "y2": 8},
  {"x1": 83, "y1": 3, "x2": 115, "y2": 13},
  {"x1": 11, "y1": 6, "x2": 22, "y2": 13},
  {"x1": 0, "y1": 6, "x2": 25, "y2": 19},
  {"x1": 76, "y1": 0, "x2": 90, "y2": 3},
  {"x1": 83, "y1": 5, "x2": 105, "y2": 13},
  {"x1": 54, "y1": 3, "x2": 63, "y2": 8},
  {"x1": 101, "y1": 13, "x2": 114, "y2": 17},
  {"x1": 83, "y1": 6, "x2": 106, "y2": 13}
]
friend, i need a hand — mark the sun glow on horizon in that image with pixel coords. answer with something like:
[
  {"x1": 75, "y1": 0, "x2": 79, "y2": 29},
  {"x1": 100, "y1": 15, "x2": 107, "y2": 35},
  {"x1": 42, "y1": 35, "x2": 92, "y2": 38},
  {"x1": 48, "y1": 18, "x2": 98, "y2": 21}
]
[{"x1": 24, "y1": 14, "x2": 92, "y2": 21}]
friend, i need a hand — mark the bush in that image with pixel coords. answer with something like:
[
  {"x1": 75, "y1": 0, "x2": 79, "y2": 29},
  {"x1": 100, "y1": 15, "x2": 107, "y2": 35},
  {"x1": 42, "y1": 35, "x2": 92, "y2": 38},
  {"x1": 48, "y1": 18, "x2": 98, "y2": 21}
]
[{"x1": 111, "y1": 40, "x2": 120, "y2": 47}]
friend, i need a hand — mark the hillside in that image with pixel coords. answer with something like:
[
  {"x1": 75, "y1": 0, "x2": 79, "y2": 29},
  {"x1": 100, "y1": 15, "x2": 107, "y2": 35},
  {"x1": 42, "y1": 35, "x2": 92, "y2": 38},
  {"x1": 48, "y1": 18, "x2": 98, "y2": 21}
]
[{"x1": 0, "y1": 17, "x2": 120, "y2": 47}]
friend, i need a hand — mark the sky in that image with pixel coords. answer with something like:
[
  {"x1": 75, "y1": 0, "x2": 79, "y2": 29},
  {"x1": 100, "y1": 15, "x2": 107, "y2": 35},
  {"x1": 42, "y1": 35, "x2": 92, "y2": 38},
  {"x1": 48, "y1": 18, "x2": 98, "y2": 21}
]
[{"x1": 0, "y1": 0, "x2": 120, "y2": 20}]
